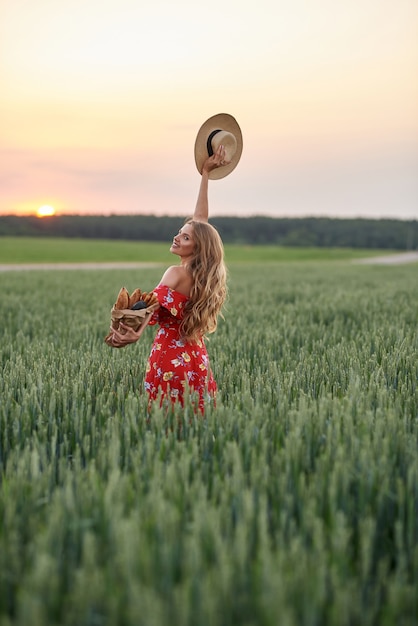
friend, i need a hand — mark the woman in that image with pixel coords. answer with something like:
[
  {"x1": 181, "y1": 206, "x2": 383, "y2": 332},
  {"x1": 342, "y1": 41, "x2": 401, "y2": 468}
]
[{"x1": 109, "y1": 144, "x2": 229, "y2": 412}]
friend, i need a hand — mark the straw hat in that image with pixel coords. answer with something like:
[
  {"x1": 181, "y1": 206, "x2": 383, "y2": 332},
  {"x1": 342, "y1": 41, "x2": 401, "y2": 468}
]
[{"x1": 194, "y1": 113, "x2": 243, "y2": 180}]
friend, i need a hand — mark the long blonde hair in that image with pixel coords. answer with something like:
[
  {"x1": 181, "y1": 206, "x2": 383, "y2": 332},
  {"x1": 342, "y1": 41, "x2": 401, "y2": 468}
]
[{"x1": 181, "y1": 219, "x2": 227, "y2": 343}]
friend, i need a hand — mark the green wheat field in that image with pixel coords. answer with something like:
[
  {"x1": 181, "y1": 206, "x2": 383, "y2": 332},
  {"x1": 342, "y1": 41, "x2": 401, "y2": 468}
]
[{"x1": 0, "y1": 241, "x2": 417, "y2": 625}]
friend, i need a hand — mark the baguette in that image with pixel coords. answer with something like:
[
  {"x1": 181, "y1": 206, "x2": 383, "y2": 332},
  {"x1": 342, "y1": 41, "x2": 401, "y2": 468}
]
[
  {"x1": 128, "y1": 288, "x2": 142, "y2": 308},
  {"x1": 115, "y1": 287, "x2": 129, "y2": 310},
  {"x1": 144, "y1": 291, "x2": 156, "y2": 305}
]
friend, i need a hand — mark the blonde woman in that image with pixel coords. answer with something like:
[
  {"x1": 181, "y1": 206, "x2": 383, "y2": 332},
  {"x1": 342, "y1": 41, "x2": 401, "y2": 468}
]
[{"x1": 110, "y1": 145, "x2": 229, "y2": 412}]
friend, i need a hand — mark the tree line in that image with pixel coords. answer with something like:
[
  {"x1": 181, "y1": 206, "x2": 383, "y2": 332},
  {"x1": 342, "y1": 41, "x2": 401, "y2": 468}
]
[{"x1": 0, "y1": 214, "x2": 416, "y2": 250}]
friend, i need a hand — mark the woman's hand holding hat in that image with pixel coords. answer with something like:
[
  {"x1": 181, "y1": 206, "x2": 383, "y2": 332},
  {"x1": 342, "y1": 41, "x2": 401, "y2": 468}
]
[
  {"x1": 194, "y1": 113, "x2": 243, "y2": 179},
  {"x1": 202, "y1": 145, "x2": 230, "y2": 175}
]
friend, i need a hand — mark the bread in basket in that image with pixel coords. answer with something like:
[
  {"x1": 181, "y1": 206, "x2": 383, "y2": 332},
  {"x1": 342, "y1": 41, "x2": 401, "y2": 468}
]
[{"x1": 104, "y1": 287, "x2": 159, "y2": 346}]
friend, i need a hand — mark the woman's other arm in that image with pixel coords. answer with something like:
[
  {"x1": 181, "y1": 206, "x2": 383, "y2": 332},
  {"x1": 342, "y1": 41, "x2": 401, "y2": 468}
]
[{"x1": 109, "y1": 323, "x2": 144, "y2": 347}]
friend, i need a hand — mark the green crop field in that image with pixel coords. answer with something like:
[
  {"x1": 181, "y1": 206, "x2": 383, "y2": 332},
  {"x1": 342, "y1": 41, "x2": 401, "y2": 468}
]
[
  {"x1": 0, "y1": 260, "x2": 417, "y2": 625},
  {"x1": 0, "y1": 236, "x2": 386, "y2": 264}
]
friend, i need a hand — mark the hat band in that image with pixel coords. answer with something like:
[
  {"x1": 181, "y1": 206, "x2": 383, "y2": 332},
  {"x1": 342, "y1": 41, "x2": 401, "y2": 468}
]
[{"x1": 206, "y1": 129, "x2": 222, "y2": 156}]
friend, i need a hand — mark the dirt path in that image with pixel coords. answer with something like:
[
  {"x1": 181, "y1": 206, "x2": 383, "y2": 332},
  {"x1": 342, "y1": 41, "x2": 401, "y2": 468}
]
[
  {"x1": 0, "y1": 262, "x2": 162, "y2": 272},
  {"x1": 352, "y1": 251, "x2": 418, "y2": 265}
]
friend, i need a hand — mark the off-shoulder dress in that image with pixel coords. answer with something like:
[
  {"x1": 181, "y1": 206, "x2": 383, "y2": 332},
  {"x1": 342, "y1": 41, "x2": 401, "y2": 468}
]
[{"x1": 145, "y1": 284, "x2": 216, "y2": 412}]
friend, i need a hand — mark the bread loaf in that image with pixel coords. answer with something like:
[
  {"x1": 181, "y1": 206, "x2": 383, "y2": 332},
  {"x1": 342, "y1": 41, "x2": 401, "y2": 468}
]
[
  {"x1": 115, "y1": 287, "x2": 129, "y2": 310},
  {"x1": 128, "y1": 288, "x2": 142, "y2": 308}
]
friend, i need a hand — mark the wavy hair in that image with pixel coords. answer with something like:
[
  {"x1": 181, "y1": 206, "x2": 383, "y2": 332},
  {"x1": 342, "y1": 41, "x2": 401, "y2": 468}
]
[{"x1": 180, "y1": 219, "x2": 227, "y2": 343}]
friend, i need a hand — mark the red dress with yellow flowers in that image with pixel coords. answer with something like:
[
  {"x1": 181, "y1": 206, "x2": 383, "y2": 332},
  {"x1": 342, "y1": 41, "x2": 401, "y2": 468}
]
[{"x1": 145, "y1": 284, "x2": 216, "y2": 412}]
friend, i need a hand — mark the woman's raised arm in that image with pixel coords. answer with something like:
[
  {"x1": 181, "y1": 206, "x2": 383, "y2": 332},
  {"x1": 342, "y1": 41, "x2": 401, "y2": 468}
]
[{"x1": 193, "y1": 144, "x2": 228, "y2": 222}]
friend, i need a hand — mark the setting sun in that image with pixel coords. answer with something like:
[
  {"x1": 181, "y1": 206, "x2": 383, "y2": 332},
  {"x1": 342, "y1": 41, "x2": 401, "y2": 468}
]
[{"x1": 36, "y1": 205, "x2": 56, "y2": 218}]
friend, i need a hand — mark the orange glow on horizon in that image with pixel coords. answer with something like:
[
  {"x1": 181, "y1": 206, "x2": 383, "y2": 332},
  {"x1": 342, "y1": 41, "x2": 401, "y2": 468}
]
[{"x1": 6, "y1": 200, "x2": 64, "y2": 217}]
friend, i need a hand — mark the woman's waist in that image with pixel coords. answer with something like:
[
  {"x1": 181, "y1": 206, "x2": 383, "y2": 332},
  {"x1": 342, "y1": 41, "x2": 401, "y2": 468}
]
[{"x1": 159, "y1": 320, "x2": 182, "y2": 330}]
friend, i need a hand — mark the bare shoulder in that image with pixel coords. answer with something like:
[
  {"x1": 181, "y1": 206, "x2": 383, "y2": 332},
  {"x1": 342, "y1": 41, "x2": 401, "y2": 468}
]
[
  {"x1": 160, "y1": 265, "x2": 185, "y2": 287},
  {"x1": 159, "y1": 265, "x2": 192, "y2": 296}
]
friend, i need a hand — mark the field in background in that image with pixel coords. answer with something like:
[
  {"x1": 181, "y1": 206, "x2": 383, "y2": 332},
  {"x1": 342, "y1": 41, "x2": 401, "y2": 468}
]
[
  {"x1": 0, "y1": 261, "x2": 417, "y2": 625},
  {"x1": 0, "y1": 236, "x2": 388, "y2": 264}
]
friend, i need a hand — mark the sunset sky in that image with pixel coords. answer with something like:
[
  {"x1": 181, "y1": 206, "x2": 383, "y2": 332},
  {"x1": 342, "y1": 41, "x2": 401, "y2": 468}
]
[{"x1": 1, "y1": 0, "x2": 417, "y2": 219}]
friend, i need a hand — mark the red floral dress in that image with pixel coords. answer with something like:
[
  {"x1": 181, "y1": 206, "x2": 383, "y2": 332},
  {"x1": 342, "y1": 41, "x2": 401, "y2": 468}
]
[{"x1": 145, "y1": 284, "x2": 217, "y2": 412}]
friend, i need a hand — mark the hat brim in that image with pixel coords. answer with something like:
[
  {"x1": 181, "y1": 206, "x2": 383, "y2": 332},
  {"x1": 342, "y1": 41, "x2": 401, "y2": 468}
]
[{"x1": 194, "y1": 113, "x2": 243, "y2": 180}]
